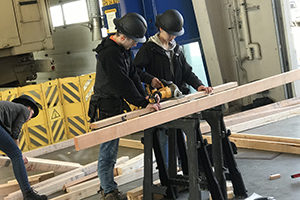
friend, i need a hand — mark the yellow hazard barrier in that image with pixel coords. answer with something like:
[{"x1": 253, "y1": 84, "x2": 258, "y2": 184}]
[
  {"x1": 41, "y1": 80, "x2": 68, "y2": 143},
  {"x1": 79, "y1": 73, "x2": 95, "y2": 125},
  {"x1": 59, "y1": 76, "x2": 89, "y2": 138},
  {"x1": 18, "y1": 84, "x2": 52, "y2": 150}
]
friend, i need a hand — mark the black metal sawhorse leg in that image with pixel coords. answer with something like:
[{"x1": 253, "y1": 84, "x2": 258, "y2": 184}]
[
  {"x1": 202, "y1": 106, "x2": 248, "y2": 199},
  {"x1": 143, "y1": 113, "x2": 225, "y2": 200}
]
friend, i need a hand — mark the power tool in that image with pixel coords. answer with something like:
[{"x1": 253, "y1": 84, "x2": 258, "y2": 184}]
[{"x1": 146, "y1": 80, "x2": 183, "y2": 103}]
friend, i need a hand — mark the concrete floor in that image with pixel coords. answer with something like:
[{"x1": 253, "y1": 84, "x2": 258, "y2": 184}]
[{"x1": 2, "y1": 115, "x2": 300, "y2": 199}]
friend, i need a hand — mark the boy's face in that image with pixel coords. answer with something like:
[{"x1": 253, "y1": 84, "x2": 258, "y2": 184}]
[
  {"x1": 122, "y1": 36, "x2": 138, "y2": 50},
  {"x1": 27, "y1": 107, "x2": 34, "y2": 121},
  {"x1": 160, "y1": 28, "x2": 176, "y2": 43}
]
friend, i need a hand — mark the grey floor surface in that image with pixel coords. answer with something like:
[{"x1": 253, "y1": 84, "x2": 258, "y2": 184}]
[{"x1": 2, "y1": 116, "x2": 300, "y2": 199}]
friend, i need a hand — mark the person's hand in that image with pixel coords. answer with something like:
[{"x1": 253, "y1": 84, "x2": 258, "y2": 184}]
[
  {"x1": 22, "y1": 155, "x2": 28, "y2": 165},
  {"x1": 197, "y1": 85, "x2": 213, "y2": 94},
  {"x1": 151, "y1": 77, "x2": 162, "y2": 88},
  {"x1": 146, "y1": 103, "x2": 161, "y2": 111}
]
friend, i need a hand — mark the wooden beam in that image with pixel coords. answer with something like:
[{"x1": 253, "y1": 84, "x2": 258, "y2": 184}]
[
  {"x1": 62, "y1": 156, "x2": 129, "y2": 191},
  {"x1": 200, "y1": 98, "x2": 300, "y2": 134},
  {"x1": 119, "y1": 138, "x2": 143, "y2": 150},
  {"x1": 23, "y1": 139, "x2": 74, "y2": 158},
  {"x1": 75, "y1": 69, "x2": 300, "y2": 151},
  {"x1": 230, "y1": 132, "x2": 300, "y2": 145},
  {"x1": 0, "y1": 157, "x2": 82, "y2": 172},
  {"x1": 228, "y1": 105, "x2": 300, "y2": 132},
  {"x1": 7, "y1": 171, "x2": 54, "y2": 184},
  {"x1": 90, "y1": 82, "x2": 238, "y2": 130},
  {"x1": 203, "y1": 135, "x2": 300, "y2": 154}
]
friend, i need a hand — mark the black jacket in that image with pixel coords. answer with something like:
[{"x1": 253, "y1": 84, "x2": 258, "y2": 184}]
[
  {"x1": 0, "y1": 101, "x2": 29, "y2": 139},
  {"x1": 134, "y1": 41, "x2": 203, "y2": 94},
  {"x1": 91, "y1": 37, "x2": 148, "y2": 115}
]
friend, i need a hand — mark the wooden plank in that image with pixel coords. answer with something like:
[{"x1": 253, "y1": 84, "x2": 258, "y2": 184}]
[
  {"x1": 116, "y1": 154, "x2": 145, "y2": 175},
  {"x1": 0, "y1": 157, "x2": 82, "y2": 172},
  {"x1": 90, "y1": 82, "x2": 238, "y2": 130},
  {"x1": 127, "y1": 179, "x2": 160, "y2": 200},
  {"x1": 23, "y1": 139, "x2": 74, "y2": 158},
  {"x1": 7, "y1": 171, "x2": 54, "y2": 184},
  {"x1": 203, "y1": 135, "x2": 300, "y2": 154},
  {"x1": 0, "y1": 178, "x2": 39, "y2": 197},
  {"x1": 228, "y1": 105, "x2": 300, "y2": 132},
  {"x1": 62, "y1": 172, "x2": 97, "y2": 191},
  {"x1": 119, "y1": 138, "x2": 144, "y2": 150},
  {"x1": 200, "y1": 97, "x2": 300, "y2": 134},
  {"x1": 75, "y1": 69, "x2": 300, "y2": 151},
  {"x1": 230, "y1": 132, "x2": 300, "y2": 144},
  {"x1": 62, "y1": 156, "x2": 129, "y2": 191}
]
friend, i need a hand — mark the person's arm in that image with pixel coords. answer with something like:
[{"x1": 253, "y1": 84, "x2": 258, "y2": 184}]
[
  {"x1": 104, "y1": 49, "x2": 148, "y2": 108},
  {"x1": 179, "y1": 49, "x2": 213, "y2": 94},
  {"x1": 133, "y1": 44, "x2": 156, "y2": 85}
]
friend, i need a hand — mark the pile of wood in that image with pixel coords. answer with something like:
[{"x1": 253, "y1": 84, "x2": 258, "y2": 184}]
[{"x1": 1, "y1": 153, "x2": 157, "y2": 200}]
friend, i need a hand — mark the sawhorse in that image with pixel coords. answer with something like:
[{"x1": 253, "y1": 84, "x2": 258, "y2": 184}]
[{"x1": 143, "y1": 106, "x2": 248, "y2": 200}]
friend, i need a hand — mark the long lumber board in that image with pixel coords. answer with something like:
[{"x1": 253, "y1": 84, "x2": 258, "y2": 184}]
[
  {"x1": 199, "y1": 97, "x2": 300, "y2": 134},
  {"x1": 23, "y1": 139, "x2": 74, "y2": 158},
  {"x1": 0, "y1": 157, "x2": 82, "y2": 172},
  {"x1": 90, "y1": 82, "x2": 238, "y2": 130},
  {"x1": 203, "y1": 135, "x2": 300, "y2": 154},
  {"x1": 75, "y1": 69, "x2": 300, "y2": 150},
  {"x1": 230, "y1": 132, "x2": 300, "y2": 144},
  {"x1": 228, "y1": 105, "x2": 300, "y2": 132}
]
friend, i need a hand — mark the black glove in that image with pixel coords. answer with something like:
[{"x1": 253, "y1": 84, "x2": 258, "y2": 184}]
[{"x1": 88, "y1": 98, "x2": 98, "y2": 123}]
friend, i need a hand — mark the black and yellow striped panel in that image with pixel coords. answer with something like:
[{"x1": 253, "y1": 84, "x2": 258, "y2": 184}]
[
  {"x1": 67, "y1": 116, "x2": 87, "y2": 138},
  {"x1": 19, "y1": 130, "x2": 29, "y2": 152},
  {"x1": 62, "y1": 82, "x2": 81, "y2": 103},
  {"x1": 42, "y1": 80, "x2": 68, "y2": 143},
  {"x1": 27, "y1": 125, "x2": 49, "y2": 148},
  {"x1": 59, "y1": 77, "x2": 89, "y2": 138}
]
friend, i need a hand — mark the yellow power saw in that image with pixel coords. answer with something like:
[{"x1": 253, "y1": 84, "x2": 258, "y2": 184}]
[{"x1": 146, "y1": 80, "x2": 183, "y2": 103}]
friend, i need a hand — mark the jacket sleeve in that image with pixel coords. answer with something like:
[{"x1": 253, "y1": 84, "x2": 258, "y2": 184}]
[
  {"x1": 11, "y1": 106, "x2": 28, "y2": 140},
  {"x1": 133, "y1": 44, "x2": 155, "y2": 85},
  {"x1": 129, "y1": 64, "x2": 147, "y2": 97},
  {"x1": 179, "y1": 50, "x2": 204, "y2": 90},
  {"x1": 103, "y1": 49, "x2": 148, "y2": 108}
]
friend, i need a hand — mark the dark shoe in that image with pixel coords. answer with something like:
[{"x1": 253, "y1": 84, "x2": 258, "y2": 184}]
[
  {"x1": 104, "y1": 189, "x2": 123, "y2": 200},
  {"x1": 98, "y1": 188, "x2": 105, "y2": 200},
  {"x1": 23, "y1": 189, "x2": 47, "y2": 200}
]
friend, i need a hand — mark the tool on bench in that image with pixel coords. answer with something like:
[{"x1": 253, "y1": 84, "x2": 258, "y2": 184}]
[{"x1": 146, "y1": 79, "x2": 183, "y2": 103}]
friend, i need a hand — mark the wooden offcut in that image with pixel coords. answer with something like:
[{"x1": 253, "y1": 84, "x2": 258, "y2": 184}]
[{"x1": 75, "y1": 69, "x2": 300, "y2": 151}]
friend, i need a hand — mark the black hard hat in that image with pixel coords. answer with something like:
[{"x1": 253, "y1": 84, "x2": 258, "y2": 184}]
[
  {"x1": 155, "y1": 9, "x2": 184, "y2": 36},
  {"x1": 113, "y1": 13, "x2": 147, "y2": 43},
  {"x1": 12, "y1": 95, "x2": 42, "y2": 118}
]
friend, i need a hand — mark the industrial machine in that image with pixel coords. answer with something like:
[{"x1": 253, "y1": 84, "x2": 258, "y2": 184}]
[{"x1": 0, "y1": 0, "x2": 53, "y2": 86}]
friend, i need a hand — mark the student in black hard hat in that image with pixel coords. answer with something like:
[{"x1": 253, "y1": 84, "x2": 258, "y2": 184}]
[
  {"x1": 0, "y1": 95, "x2": 47, "y2": 200},
  {"x1": 88, "y1": 13, "x2": 160, "y2": 200},
  {"x1": 134, "y1": 9, "x2": 212, "y2": 167}
]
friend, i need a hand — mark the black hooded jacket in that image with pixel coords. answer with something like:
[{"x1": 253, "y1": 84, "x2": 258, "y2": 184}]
[
  {"x1": 91, "y1": 37, "x2": 148, "y2": 114},
  {"x1": 134, "y1": 41, "x2": 203, "y2": 94}
]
